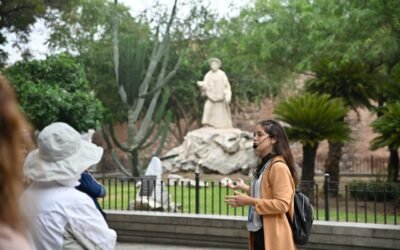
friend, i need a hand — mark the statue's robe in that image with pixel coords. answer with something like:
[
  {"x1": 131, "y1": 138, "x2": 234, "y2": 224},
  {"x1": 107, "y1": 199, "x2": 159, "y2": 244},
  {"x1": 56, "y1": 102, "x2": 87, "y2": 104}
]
[{"x1": 198, "y1": 69, "x2": 233, "y2": 128}]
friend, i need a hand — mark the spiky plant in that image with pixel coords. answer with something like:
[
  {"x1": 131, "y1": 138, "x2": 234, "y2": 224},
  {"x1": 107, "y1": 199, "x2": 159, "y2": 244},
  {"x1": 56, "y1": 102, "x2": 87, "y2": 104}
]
[
  {"x1": 370, "y1": 102, "x2": 400, "y2": 182},
  {"x1": 105, "y1": 0, "x2": 180, "y2": 176},
  {"x1": 274, "y1": 93, "x2": 351, "y2": 195},
  {"x1": 305, "y1": 58, "x2": 375, "y2": 190}
]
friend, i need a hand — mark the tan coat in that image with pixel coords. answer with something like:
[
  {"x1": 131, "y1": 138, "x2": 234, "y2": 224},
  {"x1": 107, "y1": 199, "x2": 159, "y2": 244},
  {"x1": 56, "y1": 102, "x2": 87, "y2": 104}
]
[{"x1": 249, "y1": 156, "x2": 296, "y2": 250}]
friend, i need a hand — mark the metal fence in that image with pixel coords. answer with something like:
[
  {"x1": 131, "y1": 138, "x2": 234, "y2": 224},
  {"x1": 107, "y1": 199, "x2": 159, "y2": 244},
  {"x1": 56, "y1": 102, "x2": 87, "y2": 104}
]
[
  {"x1": 94, "y1": 155, "x2": 391, "y2": 177},
  {"x1": 315, "y1": 155, "x2": 389, "y2": 176},
  {"x1": 97, "y1": 174, "x2": 399, "y2": 225}
]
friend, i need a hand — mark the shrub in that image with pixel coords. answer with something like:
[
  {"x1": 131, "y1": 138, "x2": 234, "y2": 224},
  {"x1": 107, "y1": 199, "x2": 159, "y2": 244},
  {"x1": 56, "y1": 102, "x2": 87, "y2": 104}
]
[
  {"x1": 5, "y1": 53, "x2": 104, "y2": 131},
  {"x1": 348, "y1": 181, "x2": 399, "y2": 202}
]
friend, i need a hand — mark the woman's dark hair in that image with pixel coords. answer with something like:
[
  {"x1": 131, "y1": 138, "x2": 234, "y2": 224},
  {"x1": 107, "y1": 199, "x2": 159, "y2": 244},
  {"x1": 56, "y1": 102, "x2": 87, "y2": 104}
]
[{"x1": 257, "y1": 119, "x2": 298, "y2": 186}]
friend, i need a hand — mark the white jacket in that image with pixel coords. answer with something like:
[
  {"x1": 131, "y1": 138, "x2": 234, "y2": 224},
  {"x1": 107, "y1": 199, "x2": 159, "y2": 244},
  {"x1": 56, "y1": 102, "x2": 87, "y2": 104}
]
[{"x1": 21, "y1": 182, "x2": 116, "y2": 250}]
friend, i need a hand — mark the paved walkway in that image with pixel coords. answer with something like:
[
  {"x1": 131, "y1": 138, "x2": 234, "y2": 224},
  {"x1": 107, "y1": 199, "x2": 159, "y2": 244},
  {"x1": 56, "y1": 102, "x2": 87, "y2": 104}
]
[{"x1": 116, "y1": 243, "x2": 231, "y2": 250}]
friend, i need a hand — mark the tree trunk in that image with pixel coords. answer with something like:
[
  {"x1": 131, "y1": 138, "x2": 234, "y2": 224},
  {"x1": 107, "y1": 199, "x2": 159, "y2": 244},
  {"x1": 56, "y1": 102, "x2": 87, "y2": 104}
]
[
  {"x1": 127, "y1": 107, "x2": 141, "y2": 177},
  {"x1": 127, "y1": 107, "x2": 135, "y2": 146},
  {"x1": 130, "y1": 150, "x2": 140, "y2": 177},
  {"x1": 324, "y1": 141, "x2": 343, "y2": 195},
  {"x1": 387, "y1": 146, "x2": 399, "y2": 183},
  {"x1": 301, "y1": 143, "x2": 318, "y2": 202}
]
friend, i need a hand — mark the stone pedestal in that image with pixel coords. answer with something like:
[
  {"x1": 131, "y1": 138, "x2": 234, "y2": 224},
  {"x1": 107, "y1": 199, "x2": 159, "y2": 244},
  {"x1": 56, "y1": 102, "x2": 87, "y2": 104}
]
[{"x1": 163, "y1": 127, "x2": 258, "y2": 175}]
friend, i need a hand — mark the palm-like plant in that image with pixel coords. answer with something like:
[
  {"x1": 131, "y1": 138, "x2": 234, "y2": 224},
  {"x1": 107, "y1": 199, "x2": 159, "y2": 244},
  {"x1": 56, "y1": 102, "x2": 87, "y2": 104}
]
[
  {"x1": 306, "y1": 59, "x2": 375, "y2": 110},
  {"x1": 274, "y1": 93, "x2": 351, "y2": 195},
  {"x1": 372, "y1": 67, "x2": 400, "y2": 182},
  {"x1": 370, "y1": 102, "x2": 400, "y2": 182},
  {"x1": 305, "y1": 58, "x2": 375, "y2": 190}
]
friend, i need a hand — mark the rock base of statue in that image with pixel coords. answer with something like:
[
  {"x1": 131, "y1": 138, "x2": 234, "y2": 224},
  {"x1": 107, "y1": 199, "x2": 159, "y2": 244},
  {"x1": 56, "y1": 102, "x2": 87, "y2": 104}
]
[{"x1": 163, "y1": 127, "x2": 258, "y2": 175}]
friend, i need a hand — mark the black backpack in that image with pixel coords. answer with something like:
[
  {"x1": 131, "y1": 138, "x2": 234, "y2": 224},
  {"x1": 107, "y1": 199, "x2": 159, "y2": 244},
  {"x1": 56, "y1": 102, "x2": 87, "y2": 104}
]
[
  {"x1": 270, "y1": 161, "x2": 313, "y2": 245},
  {"x1": 287, "y1": 190, "x2": 314, "y2": 245}
]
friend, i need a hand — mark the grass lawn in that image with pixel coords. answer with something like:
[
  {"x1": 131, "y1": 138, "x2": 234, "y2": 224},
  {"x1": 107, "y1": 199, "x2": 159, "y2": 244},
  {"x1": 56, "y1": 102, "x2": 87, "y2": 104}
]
[
  {"x1": 99, "y1": 179, "x2": 398, "y2": 225},
  {"x1": 100, "y1": 179, "x2": 246, "y2": 216}
]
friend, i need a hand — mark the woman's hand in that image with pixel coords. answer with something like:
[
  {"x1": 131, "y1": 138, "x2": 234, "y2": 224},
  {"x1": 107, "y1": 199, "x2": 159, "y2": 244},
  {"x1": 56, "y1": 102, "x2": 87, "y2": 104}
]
[
  {"x1": 225, "y1": 191, "x2": 255, "y2": 207},
  {"x1": 227, "y1": 178, "x2": 250, "y2": 194}
]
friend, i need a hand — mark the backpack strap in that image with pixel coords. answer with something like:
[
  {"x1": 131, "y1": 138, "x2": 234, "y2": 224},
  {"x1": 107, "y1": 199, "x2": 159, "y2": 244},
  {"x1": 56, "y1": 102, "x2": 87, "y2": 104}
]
[
  {"x1": 267, "y1": 160, "x2": 286, "y2": 183},
  {"x1": 270, "y1": 160, "x2": 286, "y2": 167}
]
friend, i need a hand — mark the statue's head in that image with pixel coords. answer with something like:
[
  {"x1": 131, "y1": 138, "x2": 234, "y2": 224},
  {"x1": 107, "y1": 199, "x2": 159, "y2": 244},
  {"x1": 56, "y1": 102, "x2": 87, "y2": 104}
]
[{"x1": 208, "y1": 58, "x2": 221, "y2": 72}]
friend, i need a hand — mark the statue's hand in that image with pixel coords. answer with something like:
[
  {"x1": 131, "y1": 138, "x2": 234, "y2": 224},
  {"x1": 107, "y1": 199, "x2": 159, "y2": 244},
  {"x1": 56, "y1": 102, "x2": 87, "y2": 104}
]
[{"x1": 197, "y1": 81, "x2": 204, "y2": 87}]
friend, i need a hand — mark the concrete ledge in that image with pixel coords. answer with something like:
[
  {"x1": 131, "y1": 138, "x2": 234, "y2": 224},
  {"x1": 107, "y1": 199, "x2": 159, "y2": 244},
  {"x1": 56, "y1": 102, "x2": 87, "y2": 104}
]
[{"x1": 106, "y1": 210, "x2": 400, "y2": 249}]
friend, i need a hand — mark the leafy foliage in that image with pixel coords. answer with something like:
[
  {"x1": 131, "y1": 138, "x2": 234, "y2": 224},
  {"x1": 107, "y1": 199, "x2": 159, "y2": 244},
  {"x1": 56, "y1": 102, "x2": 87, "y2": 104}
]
[
  {"x1": 6, "y1": 54, "x2": 89, "y2": 92},
  {"x1": 349, "y1": 181, "x2": 400, "y2": 201},
  {"x1": 305, "y1": 58, "x2": 376, "y2": 110},
  {"x1": 46, "y1": 0, "x2": 151, "y2": 121},
  {"x1": 374, "y1": 64, "x2": 400, "y2": 110},
  {"x1": 274, "y1": 93, "x2": 351, "y2": 146},
  {"x1": 370, "y1": 102, "x2": 400, "y2": 150},
  {"x1": 5, "y1": 54, "x2": 104, "y2": 131},
  {"x1": 0, "y1": 0, "x2": 79, "y2": 66}
]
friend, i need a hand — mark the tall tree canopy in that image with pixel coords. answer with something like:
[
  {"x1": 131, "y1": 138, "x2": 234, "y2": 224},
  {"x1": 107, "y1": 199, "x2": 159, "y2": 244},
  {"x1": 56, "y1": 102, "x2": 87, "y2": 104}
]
[
  {"x1": 0, "y1": 0, "x2": 80, "y2": 66},
  {"x1": 4, "y1": 53, "x2": 104, "y2": 131}
]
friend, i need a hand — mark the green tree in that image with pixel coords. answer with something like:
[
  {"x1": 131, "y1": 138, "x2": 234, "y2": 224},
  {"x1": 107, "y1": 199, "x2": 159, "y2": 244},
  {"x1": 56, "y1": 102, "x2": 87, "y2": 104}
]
[
  {"x1": 0, "y1": 0, "x2": 79, "y2": 66},
  {"x1": 305, "y1": 58, "x2": 376, "y2": 191},
  {"x1": 274, "y1": 93, "x2": 350, "y2": 197},
  {"x1": 249, "y1": 0, "x2": 400, "y2": 181},
  {"x1": 370, "y1": 64, "x2": 400, "y2": 182},
  {"x1": 370, "y1": 102, "x2": 400, "y2": 182},
  {"x1": 332, "y1": 0, "x2": 400, "y2": 182},
  {"x1": 45, "y1": 0, "x2": 151, "y2": 121},
  {"x1": 219, "y1": 0, "x2": 317, "y2": 87},
  {"x1": 4, "y1": 53, "x2": 104, "y2": 131}
]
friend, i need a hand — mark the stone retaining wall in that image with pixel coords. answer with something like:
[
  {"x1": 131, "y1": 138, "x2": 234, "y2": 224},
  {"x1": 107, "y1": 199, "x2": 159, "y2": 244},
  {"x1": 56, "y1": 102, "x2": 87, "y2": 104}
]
[{"x1": 106, "y1": 210, "x2": 400, "y2": 249}]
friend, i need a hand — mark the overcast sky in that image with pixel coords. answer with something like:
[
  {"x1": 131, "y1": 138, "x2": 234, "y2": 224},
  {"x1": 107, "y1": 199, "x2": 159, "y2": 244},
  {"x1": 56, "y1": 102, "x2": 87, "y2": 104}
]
[{"x1": 2, "y1": 0, "x2": 252, "y2": 65}]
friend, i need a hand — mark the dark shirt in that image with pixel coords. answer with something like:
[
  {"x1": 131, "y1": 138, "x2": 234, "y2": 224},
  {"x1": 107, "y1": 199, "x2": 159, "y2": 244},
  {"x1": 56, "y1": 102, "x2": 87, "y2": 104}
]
[{"x1": 76, "y1": 171, "x2": 107, "y2": 219}]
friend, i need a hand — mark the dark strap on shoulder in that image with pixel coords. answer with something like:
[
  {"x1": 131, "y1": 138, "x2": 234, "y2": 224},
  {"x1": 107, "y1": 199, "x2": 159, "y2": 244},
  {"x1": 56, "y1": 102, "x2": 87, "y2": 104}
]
[{"x1": 271, "y1": 160, "x2": 286, "y2": 166}]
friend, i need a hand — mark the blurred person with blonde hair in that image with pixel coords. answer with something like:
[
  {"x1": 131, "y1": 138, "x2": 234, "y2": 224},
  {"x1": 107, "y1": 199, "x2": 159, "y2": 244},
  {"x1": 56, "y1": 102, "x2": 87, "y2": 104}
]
[{"x1": 0, "y1": 75, "x2": 31, "y2": 249}]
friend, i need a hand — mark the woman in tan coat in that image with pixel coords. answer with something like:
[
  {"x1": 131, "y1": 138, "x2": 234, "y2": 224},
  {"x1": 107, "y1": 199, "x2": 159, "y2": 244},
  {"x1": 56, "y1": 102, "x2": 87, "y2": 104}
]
[{"x1": 226, "y1": 119, "x2": 298, "y2": 250}]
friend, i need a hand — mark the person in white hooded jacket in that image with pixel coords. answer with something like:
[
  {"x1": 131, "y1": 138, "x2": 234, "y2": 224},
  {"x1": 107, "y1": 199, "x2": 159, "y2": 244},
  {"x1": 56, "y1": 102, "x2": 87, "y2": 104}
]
[{"x1": 21, "y1": 122, "x2": 116, "y2": 250}]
